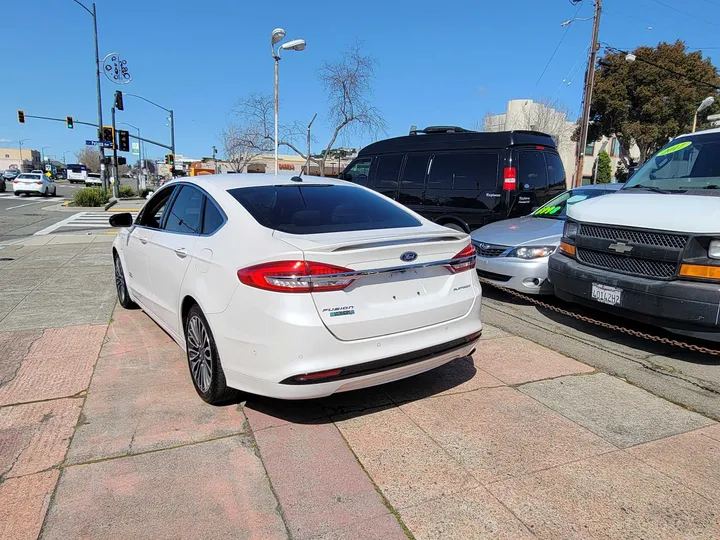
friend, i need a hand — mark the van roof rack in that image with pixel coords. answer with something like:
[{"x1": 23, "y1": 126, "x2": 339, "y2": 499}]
[{"x1": 409, "y1": 126, "x2": 474, "y2": 135}]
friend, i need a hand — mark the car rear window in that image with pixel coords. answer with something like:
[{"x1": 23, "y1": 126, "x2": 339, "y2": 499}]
[
  {"x1": 228, "y1": 184, "x2": 422, "y2": 234},
  {"x1": 18, "y1": 174, "x2": 40, "y2": 180}
]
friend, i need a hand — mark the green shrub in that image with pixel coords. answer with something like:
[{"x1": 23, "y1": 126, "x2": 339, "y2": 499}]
[
  {"x1": 596, "y1": 151, "x2": 612, "y2": 184},
  {"x1": 118, "y1": 185, "x2": 136, "y2": 198},
  {"x1": 73, "y1": 188, "x2": 110, "y2": 207}
]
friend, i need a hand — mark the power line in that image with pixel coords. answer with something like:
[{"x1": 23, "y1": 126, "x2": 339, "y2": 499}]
[
  {"x1": 533, "y1": 1, "x2": 584, "y2": 89},
  {"x1": 647, "y1": 0, "x2": 719, "y2": 27}
]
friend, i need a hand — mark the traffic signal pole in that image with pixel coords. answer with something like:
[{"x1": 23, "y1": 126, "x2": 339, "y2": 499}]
[{"x1": 111, "y1": 107, "x2": 119, "y2": 198}]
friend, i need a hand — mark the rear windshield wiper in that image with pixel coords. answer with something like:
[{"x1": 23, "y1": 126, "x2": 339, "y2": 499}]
[{"x1": 623, "y1": 184, "x2": 670, "y2": 194}]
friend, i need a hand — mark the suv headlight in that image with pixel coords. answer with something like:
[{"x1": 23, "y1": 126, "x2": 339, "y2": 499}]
[
  {"x1": 564, "y1": 221, "x2": 579, "y2": 240},
  {"x1": 506, "y1": 246, "x2": 557, "y2": 259},
  {"x1": 709, "y1": 239, "x2": 720, "y2": 259}
]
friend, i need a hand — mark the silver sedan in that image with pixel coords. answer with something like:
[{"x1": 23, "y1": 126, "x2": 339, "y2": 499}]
[{"x1": 471, "y1": 184, "x2": 622, "y2": 294}]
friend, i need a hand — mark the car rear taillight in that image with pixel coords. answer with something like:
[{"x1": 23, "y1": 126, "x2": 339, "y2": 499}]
[
  {"x1": 448, "y1": 244, "x2": 476, "y2": 273},
  {"x1": 503, "y1": 167, "x2": 516, "y2": 191},
  {"x1": 237, "y1": 260, "x2": 355, "y2": 293},
  {"x1": 36, "y1": 181, "x2": 43, "y2": 185}
]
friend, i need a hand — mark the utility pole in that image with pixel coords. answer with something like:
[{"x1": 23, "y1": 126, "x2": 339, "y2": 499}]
[
  {"x1": 574, "y1": 0, "x2": 602, "y2": 188},
  {"x1": 306, "y1": 113, "x2": 317, "y2": 175}
]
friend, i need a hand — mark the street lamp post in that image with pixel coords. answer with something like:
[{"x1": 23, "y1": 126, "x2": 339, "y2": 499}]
[
  {"x1": 18, "y1": 139, "x2": 30, "y2": 172},
  {"x1": 212, "y1": 146, "x2": 218, "y2": 173},
  {"x1": 71, "y1": 1, "x2": 106, "y2": 190},
  {"x1": 271, "y1": 28, "x2": 306, "y2": 176},
  {"x1": 41, "y1": 146, "x2": 51, "y2": 164},
  {"x1": 123, "y1": 93, "x2": 175, "y2": 156},
  {"x1": 693, "y1": 96, "x2": 715, "y2": 132}
]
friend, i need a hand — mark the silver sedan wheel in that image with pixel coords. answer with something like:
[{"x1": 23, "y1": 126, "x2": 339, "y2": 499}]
[{"x1": 187, "y1": 315, "x2": 213, "y2": 393}]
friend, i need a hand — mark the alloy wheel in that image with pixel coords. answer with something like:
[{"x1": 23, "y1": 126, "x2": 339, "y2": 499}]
[
  {"x1": 114, "y1": 257, "x2": 127, "y2": 302},
  {"x1": 187, "y1": 315, "x2": 213, "y2": 393}
]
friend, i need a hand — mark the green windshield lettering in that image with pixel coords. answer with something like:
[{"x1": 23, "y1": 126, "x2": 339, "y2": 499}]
[
  {"x1": 535, "y1": 206, "x2": 561, "y2": 216},
  {"x1": 657, "y1": 141, "x2": 692, "y2": 157}
]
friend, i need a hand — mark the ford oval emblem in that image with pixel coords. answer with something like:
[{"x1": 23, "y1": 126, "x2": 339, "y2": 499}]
[{"x1": 400, "y1": 251, "x2": 418, "y2": 262}]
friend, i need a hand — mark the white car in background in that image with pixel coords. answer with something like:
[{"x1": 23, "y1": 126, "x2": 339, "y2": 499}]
[
  {"x1": 110, "y1": 174, "x2": 483, "y2": 403},
  {"x1": 12, "y1": 173, "x2": 57, "y2": 197},
  {"x1": 85, "y1": 173, "x2": 102, "y2": 187}
]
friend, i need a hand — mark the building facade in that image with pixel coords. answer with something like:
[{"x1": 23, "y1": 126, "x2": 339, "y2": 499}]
[{"x1": 0, "y1": 148, "x2": 41, "y2": 173}]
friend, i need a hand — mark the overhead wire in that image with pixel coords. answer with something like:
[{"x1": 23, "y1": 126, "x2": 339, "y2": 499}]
[{"x1": 646, "y1": 0, "x2": 719, "y2": 27}]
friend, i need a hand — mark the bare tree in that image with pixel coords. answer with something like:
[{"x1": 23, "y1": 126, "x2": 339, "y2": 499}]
[
  {"x1": 223, "y1": 43, "x2": 386, "y2": 176},
  {"x1": 74, "y1": 147, "x2": 101, "y2": 173}
]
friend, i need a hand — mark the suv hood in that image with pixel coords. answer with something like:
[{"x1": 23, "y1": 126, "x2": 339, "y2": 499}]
[
  {"x1": 471, "y1": 216, "x2": 564, "y2": 247},
  {"x1": 567, "y1": 192, "x2": 720, "y2": 233}
]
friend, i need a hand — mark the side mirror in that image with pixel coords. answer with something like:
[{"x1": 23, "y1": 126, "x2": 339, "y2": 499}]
[{"x1": 109, "y1": 212, "x2": 133, "y2": 227}]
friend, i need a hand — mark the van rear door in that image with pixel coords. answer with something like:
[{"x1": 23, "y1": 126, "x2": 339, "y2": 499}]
[{"x1": 508, "y1": 149, "x2": 550, "y2": 218}]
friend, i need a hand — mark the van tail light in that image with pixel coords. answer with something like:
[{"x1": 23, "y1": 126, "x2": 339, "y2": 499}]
[
  {"x1": 237, "y1": 260, "x2": 354, "y2": 293},
  {"x1": 448, "y1": 244, "x2": 476, "y2": 273},
  {"x1": 503, "y1": 167, "x2": 517, "y2": 191}
]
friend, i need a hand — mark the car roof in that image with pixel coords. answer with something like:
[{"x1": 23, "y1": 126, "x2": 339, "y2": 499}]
[
  {"x1": 192, "y1": 173, "x2": 355, "y2": 191},
  {"x1": 357, "y1": 130, "x2": 557, "y2": 157},
  {"x1": 676, "y1": 127, "x2": 720, "y2": 139}
]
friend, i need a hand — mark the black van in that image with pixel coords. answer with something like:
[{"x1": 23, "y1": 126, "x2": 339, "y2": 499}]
[{"x1": 340, "y1": 127, "x2": 567, "y2": 232}]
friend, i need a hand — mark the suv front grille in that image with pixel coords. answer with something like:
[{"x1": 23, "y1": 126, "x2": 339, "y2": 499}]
[
  {"x1": 576, "y1": 248, "x2": 677, "y2": 279},
  {"x1": 579, "y1": 224, "x2": 688, "y2": 249},
  {"x1": 473, "y1": 242, "x2": 508, "y2": 258}
]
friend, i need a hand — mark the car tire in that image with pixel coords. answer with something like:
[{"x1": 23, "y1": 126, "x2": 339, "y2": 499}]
[
  {"x1": 14, "y1": 192, "x2": 20, "y2": 196},
  {"x1": 442, "y1": 222, "x2": 467, "y2": 232},
  {"x1": 113, "y1": 254, "x2": 138, "y2": 310},
  {"x1": 185, "y1": 304, "x2": 239, "y2": 405}
]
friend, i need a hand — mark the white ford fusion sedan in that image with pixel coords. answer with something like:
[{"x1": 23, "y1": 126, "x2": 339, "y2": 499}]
[{"x1": 110, "y1": 174, "x2": 483, "y2": 403}]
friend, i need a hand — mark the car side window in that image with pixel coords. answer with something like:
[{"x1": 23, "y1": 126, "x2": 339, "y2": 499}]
[
  {"x1": 544, "y1": 153, "x2": 566, "y2": 189},
  {"x1": 374, "y1": 155, "x2": 403, "y2": 189},
  {"x1": 401, "y1": 153, "x2": 430, "y2": 189},
  {"x1": 343, "y1": 158, "x2": 372, "y2": 186},
  {"x1": 164, "y1": 185, "x2": 204, "y2": 234},
  {"x1": 202, "y1": 197, "x2": 225, "y2": 235},
  {"x1": 137, "y1": 187, "x2": 176, "y2": 229},
  {"x1": 518, "y1": 151, "x2": 549, "y2": 190},
  {"x1": 428, "y1": 152, "x2": 498, "y2": 191}
]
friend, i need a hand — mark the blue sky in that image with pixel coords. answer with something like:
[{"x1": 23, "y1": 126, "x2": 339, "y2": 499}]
[{"x1": 2, "y1": 0, "x2": 719, "y2": 162}]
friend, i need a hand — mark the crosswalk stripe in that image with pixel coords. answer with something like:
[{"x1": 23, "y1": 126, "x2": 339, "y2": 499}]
[{"x1": 34, "y1": 212, "x2": 138, "y2": 235}]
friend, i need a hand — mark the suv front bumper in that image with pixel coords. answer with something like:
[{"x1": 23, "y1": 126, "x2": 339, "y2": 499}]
[{"x1": 548, "y1": 254, "x2": 720, "y2": 339}]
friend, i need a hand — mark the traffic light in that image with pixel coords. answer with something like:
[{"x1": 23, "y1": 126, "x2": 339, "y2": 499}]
[
  {"x1": 117, "y1": 157, "x2": 127, "y2": 166},
  {"x1": 66, "y1": 116, "x2": 74, "y2": 129},
  {"x1": 17, "y1": 110, "x2": 25, "y2": 124},
  {"x1": 101, "y1": 126, "x2": 115, "y2": 148},
  {"x1": 114, "y1": 91, "x2": 124, "y2": 111},
  {"x1": 166, "y1": 153, "x2": 175, "y2": 165},
  {"x1": 117, "y1": 130, "x2": 130, "y2": 152}
]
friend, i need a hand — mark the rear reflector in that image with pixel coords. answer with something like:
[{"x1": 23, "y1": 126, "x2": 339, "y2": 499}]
[
  {"x1": 680, "y1": 264, "x2": 720, "y2": 280},
  {"x1": 503, "y1": 167, "x2": 516, "y2": 191},
  {"x1": 293, "y1": 369, "x2": 343, "y2": 382},
  {"x1": 238, "y1": 260, "x2": 354, "y2": 293},
  {"x1": 559, "y1": 242, "x2": 576, "y2": 257},
  {"x1": 448, "y1": 243, "x2": 476, "y2": 273}
]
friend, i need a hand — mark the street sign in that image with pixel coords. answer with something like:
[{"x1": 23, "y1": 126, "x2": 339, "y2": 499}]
[
  {"x1": 86, "y1": 140, "x2": 113, "y2": 148},
  {"x1": 708, "y1": 114, "x2": 720, "y2": 121},
  {"x1": 131, "y1": 142, "x2": 140, "y2": 155}
]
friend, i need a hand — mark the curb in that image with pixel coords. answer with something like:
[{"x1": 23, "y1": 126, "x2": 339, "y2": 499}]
[{"x1": 104, "y1": 199, "x2": 117, "y2": 210}]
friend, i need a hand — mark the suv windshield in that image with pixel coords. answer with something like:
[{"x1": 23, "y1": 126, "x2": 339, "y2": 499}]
[
  {"x1": 532, "y1": 188, "x2": 616, "y2": 220},
  {"x1": 624, "y1": 133, "x2": 720, "y2": 191},
  {"x1": 228, "y1": 184, "x2": 421, "y2": 234}
]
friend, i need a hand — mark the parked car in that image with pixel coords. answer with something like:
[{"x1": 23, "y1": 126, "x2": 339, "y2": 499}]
[
  {"x1": 12, "y1": 173, "x2": 57, "y2": 197},
  {"x1": 549, "y1": 128, "x2": 720, "y2": 341},
  {"x1": 340, "y1": 127, "x2": 567, "y2": 232},
  {"x1": 3, "y1": 169, "x2": 21, "y2": 182},
  {"x1": 0, "y1": 177, "x2": 5, "y2": 193},
  {"x1": 31, "y1": 170, "x2": 44, "y2": 174},
  {"x1": 110, "y1": 174, "x2": 483, "y2": 403},
  {"x1": 86, "y1": 172, "x2": 102, "y2": 187},
  {"x1": 471, "y1": 184, "x2": 622, "y2": 294}
]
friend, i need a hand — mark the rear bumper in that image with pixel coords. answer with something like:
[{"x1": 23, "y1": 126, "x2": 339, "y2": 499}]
[
  {"x1": 476, "y1": 255, "x2": 553, "y2": 294},
  {"x1": 207, "y1": 282, "x2": 483, "y2": 399},
  {"x1": 548, "y1": 254, "x2": 720, "y2": 338},
  {"x1": 12, "y1": 185, "x2": 43, "y2": 194}
]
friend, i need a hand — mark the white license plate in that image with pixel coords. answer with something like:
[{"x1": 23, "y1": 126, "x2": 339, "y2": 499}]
[{"x1": 591, "y1": 283, "x2": 622, "y2": 306}]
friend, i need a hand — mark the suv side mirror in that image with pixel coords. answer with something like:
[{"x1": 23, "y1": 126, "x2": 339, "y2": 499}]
[{"x1": 109, "y1": 212, "x2": 133, "y2": 227}]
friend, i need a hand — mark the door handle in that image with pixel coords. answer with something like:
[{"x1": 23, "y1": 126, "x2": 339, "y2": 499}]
[
  {"x1": 138, "y1": 236, "x2": 148, "y2": 245},
  {"x1": 174, "y1": 248, "x2": 188, "y2": 259}
]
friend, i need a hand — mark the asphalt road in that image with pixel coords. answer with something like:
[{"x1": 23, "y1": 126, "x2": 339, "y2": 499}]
[{"x1": 0, "y1": 179, "x2": 140, "y2": 243}]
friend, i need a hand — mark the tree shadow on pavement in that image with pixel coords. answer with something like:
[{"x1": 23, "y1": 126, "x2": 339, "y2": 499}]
[{"x1": 242, "y1": 357, "x2": 478, "y2": 425}]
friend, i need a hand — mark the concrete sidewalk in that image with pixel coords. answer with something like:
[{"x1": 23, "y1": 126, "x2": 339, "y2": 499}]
[{"x1": 1, "y1": 236, "x2": 719, "y2": 539}]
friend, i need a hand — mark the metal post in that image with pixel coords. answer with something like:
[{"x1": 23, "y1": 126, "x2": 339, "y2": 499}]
[
  {"x1": 91, "y1": 3, "x2": 106, "y2": 191},
  {"x1": 692, "y1": 113, "x2": 698, "y2": 133},
  {"x1": 169, "y1": 109, "x2": 175, "y2": 156},
  {"x1": 212, "y1": 146, "x2": 218, "y2": 174},
  {"x1": 274, "y1": 57, "x2": 279, "y2": 176},
  {"x1": 574, "y1": 0, "x2": 602, "y2": 188},
  {"x1": 111, "y1": 106, "x2": 119, "y2": 198},
  {"x1": 306, "y1": 113, "x2": 317, "y2": 175}
]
